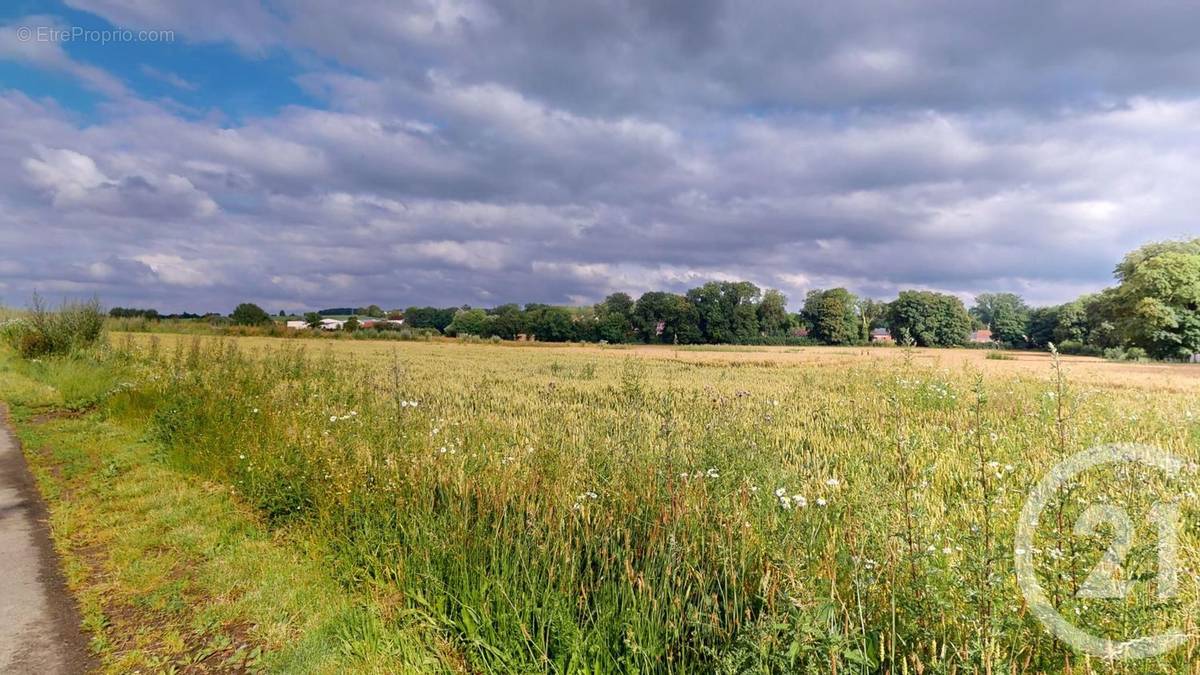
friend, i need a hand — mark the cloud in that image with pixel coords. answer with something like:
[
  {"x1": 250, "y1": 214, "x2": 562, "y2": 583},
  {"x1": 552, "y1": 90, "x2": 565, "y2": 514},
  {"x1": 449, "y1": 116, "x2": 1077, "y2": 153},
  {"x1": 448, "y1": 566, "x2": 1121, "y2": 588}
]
[
  {"x1": 1, "y1": 3, "x2": 1199, "y2": 313},
  {"x1": 23, "y1": 146, "x2": 218, "y2": 219},
  {"x1": 139, "y1": 64, "x2": 197, "y2": 91},
  {"x1": 0, "y1": 16, "x2": 128, "y2": 97}
]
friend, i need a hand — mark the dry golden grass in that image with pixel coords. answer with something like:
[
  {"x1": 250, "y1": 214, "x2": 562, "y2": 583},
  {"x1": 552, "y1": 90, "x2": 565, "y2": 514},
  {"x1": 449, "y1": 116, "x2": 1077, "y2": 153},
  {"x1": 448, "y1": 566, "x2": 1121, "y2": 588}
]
[{"x1": 111, "y1": 331, "x2": 1198, "y2": 393}]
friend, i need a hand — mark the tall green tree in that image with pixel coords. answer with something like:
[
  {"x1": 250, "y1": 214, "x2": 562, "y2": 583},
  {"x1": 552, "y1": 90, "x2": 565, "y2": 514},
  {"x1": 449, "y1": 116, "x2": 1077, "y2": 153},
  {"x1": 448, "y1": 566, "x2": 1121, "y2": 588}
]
[
  {"x1": 633, "y1": 292, "x2": 700, "y2": 344},
  {"x1": 803, "y1": 288, "x2": 859, "y2": 344},
  {"x1": 757, "y1": 289, "x2": 791, "y2": 337},
  {"x1": 970, "y1": 293, "x2": 1030, "y2": 345},
  {"x1": 488, "y1": 304, "x2": 525, "y2": 340},
  {"x1": 1109, "y1": 238, "x2": 1200, "y2": 359},
  {"x1": 686, "y1": 281, "x2": 760, "y2": 343},
  {"x1": 595, "y1": 292, "x2": 637, "y2": 343},
  {"x1": 855, "y1": 298, "x2": 887, "y2": 341},
  {"x1": 446, "y1": 308, "x2": 489, "y2": 336},
  {"x1": 230, "y1": 303, "x2": 271, "y2": 326},
  {"x1": 526, "y1": 306, "x2": 575, "y2": 342},
  {"x1": 886, "y1": 291, "x2": 971, "y2": 346}
]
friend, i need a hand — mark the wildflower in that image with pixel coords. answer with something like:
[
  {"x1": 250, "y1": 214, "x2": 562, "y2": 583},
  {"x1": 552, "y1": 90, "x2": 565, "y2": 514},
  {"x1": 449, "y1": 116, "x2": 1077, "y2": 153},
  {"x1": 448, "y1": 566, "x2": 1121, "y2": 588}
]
[
  {"x1": 816, "y1": 497, "x2": 828, "y2": 507},
  {"x1": 825, "y1": 478, "x2": 840, "y2": 487},
  {"x1": 774, "y1": 487, "x2": 787, "y2": 498},
  {"x1": 238, "y1": 454, "x2": 246, "y2": 460},
  {"x1": 329, "y1": 415, "x2": 338, "y2": 422},
  {"x1": 251, "y1": 408, "x2": 259, "y2": 414},
  {"x1": 705, "y1": 467, "x2": 719, "y2": 479},
  {"x1": 792, "y1": 495, "x2": 807, "y2": 508}
]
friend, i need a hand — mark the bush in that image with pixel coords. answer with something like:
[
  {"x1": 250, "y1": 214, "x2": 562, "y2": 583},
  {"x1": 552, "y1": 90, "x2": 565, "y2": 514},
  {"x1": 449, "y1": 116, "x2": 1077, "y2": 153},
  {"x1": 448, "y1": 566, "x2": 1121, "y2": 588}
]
[
  {"x1": 1103, "y1": 346, "x2": 1149, "y2": 362},
  {"x1": 1055, "y1": 340, "x2": 1103, "y2": 357},
  {"x1": 1, "y1": 296, "x2": 105, "y2": 358}
]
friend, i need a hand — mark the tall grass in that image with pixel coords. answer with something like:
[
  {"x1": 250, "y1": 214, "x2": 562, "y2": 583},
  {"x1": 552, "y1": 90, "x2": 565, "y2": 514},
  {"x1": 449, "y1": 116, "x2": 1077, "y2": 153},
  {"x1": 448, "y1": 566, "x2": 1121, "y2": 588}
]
[
  {"x1": 81, "y1": 335, "x2": 1198, "y2": 673},
  {"x1": 1, "y1": 295, "x2": 104, "y2": 358}
]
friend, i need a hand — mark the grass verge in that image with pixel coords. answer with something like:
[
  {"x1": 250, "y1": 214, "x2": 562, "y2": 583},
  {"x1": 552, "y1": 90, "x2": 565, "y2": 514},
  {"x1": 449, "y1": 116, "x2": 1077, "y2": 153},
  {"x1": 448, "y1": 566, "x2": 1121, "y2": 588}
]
[{"x1": 0, "y1": 350, "x2": 449, "y2": 673}]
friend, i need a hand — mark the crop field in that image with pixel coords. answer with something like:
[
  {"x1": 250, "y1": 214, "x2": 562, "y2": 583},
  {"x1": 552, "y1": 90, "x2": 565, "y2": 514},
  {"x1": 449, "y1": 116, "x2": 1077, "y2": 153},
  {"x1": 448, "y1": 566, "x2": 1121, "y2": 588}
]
[{"x1": 47, "y1": 331, "x2": 1186, "y2": 673}]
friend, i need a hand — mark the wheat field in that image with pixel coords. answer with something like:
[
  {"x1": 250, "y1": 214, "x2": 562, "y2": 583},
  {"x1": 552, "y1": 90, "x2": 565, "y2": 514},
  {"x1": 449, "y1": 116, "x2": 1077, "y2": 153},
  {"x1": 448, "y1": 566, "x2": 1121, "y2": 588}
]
[{"x1": 101, "y1": 332, "x2": 1200, "y2": 672}]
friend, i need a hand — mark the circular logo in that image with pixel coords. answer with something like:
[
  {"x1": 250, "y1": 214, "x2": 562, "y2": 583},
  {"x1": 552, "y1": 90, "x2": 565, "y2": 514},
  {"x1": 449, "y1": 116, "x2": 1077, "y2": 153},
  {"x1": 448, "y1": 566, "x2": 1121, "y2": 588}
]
[
  {"x1": 1015, "y1": 444, "x2": 1188, "y2": 660},
  {"x1": 16, "y1": 25, "x2": 32, "y2": 42}
]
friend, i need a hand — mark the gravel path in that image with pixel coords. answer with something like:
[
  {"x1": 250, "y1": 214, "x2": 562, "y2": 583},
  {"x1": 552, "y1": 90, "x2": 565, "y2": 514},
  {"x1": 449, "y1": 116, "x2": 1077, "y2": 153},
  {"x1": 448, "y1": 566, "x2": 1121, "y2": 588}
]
[{"x1": 0, "y1": 406, "x2": 93, "y2": 673}]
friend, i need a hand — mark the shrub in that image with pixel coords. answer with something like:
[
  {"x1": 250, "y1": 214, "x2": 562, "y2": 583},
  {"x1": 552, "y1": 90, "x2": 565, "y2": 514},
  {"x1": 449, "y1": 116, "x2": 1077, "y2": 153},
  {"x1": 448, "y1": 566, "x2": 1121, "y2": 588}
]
[
  {"x1": 1055, "y1": 340, "x2": 1102, "y2": 357},
  {"x1": 2, "y1": 296, "x2": 105, "y2": 358},
  {"x1": 1104, "y1": 346, "x2": 1149, "y2": 362}
]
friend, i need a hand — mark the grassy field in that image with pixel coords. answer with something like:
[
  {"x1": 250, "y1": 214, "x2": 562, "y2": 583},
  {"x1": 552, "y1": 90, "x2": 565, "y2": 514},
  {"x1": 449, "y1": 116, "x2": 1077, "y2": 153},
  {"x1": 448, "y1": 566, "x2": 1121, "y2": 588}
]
[{"x1": 4, "y1": 332, "x2": 1200, "y2": 672}]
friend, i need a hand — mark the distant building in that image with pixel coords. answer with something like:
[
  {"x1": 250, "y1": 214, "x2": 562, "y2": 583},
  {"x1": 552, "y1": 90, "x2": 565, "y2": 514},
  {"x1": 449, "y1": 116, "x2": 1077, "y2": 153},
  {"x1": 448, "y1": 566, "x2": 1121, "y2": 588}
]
[
  {"x1": 285, "y1": 320, "x2": 309, "y2": 329},
  {"x1": 319, "y1": 319, "x2": 344, "y2": 331},
  {"x1": 870, "y1": 328, "x2": 893, "y2": 343},
  {"x1": 969, "y1": 329, "x2": 994, "y2": 343}
]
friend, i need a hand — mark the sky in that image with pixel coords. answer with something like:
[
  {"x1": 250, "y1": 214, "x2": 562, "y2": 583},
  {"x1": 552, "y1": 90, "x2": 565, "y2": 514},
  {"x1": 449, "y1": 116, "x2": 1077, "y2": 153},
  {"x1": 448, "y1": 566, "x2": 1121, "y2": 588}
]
[{"x1": 1, "y1": 1, "x2": 1198, "y2": 314}]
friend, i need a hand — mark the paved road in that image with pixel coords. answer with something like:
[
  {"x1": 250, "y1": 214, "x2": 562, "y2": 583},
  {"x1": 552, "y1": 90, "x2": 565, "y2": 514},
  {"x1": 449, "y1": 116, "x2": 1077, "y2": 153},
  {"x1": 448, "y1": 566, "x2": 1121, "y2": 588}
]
[{"x1": 0, "y1": 406, "x2": 93, "y2": 673}]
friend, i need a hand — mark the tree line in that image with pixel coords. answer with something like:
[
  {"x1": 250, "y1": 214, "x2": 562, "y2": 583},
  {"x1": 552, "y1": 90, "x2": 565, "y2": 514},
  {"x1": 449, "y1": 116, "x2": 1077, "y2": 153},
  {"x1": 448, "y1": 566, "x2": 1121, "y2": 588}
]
[
  {"x1": 144, "y1": 238, "x2": 1200, "y2": 360},
  {"x1": 418, "y1": 238, "x2": 1199, "y2": 359}
]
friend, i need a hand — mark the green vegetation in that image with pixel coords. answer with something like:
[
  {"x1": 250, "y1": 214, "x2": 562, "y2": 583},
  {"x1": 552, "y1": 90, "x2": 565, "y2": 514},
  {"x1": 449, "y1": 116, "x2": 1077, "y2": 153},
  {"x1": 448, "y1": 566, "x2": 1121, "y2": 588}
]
[
  {"x1": 0, "y1": 295, "x2": 104, "y2": 358},
  {"x1": 6, "y1": 308, "x2": 1199, "y2": 672},
  {"x1": 231, "y1": 302, "x2": 272, "y2": 326},
  {"x1": 92, "y1": 239, "x2": 1200, "y2": 361},
  {"x1": 0, "y1": 348, "x2": 444, "y2": 673},
  {"x1": 887, "y1": 290, "x2": 973, "y2": 346}
]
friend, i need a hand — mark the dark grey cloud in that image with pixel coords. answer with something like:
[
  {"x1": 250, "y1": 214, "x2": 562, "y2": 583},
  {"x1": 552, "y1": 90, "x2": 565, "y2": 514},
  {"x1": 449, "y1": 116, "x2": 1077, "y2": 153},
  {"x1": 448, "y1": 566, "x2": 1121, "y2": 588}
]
[{"x1": 1, "y1": 2, "x2": 1198, "y2": 313}]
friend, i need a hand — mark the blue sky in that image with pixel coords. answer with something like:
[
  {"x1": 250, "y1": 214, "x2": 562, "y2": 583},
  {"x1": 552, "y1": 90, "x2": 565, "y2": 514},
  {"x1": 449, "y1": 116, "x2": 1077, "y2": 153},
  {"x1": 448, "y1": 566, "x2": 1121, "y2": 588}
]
[{"x1": 1, "y1": 1, "x2": 1198, "y2": 313}]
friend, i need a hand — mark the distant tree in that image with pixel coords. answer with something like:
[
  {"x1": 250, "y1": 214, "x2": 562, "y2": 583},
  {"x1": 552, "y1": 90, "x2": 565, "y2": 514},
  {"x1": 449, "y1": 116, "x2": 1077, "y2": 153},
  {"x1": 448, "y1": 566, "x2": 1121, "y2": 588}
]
[
  {"x1": 686, "y1": 281, "x2": 759, "y2": 343},
  {"x1": 1026, "y1": 306, "x2": 1059, "y2": 347},
  {"x1": 446, "y1": 308, "x2": 490, "y2": 337},
  {"x1": 1109, "y1": 238, "x2": 1200, "y2": 359},
  {"x1": 231, "y1": 303, "x2": 271, "y2": 326},
  {"x1": 854, "y1": 298, "x2": 887, "y2": 341},
  {"x1": 364, "y1": 304, "x2": 385, "y2": 318},
  {"x1": 278, "y1": 310, "x2": 286, "y2": 317},
  {"x1": 633, "y1": 292, "x2": 701, "y2": 344},
  {"x1": 757, "y1": 289, "x2": 791, "y2": 337},
  {"x1": 970, "y1": 293, "x2": 1030, "y2": 345},
  {"x1": 595, "y1": 292, "x2": 636, "y2": 343},
  {"x1": 405, "y1": 306, "x2": 457, "y2": 333},
  {"x1": 344, "y1": 316, "x2": 360, "y2": 332},
  {"x1": 303, "y1": 312, "x2": 322, "y2": 329},
  {"x1": 488, "y1": 304, "x2": 525, "y2": 340},
  {"x1": 526, "y1": 306, "x2": 575, "y2": 341},
  {"x1": 886, "y1": 291, "x2": 971, "y2": 346},
  {"x1": 804, "y1": 288, "x2": 859, "y2": 345},
  {"x1": 109, "y1": 307, "x2": 160, "y2": 319}
]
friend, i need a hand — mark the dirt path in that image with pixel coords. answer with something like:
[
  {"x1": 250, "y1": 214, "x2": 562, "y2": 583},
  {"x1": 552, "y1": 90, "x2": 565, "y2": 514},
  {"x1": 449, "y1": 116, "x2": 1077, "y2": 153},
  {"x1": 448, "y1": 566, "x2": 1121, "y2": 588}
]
[{"x1": 0, "y1": 406, "x2": 93, "y2": 673}]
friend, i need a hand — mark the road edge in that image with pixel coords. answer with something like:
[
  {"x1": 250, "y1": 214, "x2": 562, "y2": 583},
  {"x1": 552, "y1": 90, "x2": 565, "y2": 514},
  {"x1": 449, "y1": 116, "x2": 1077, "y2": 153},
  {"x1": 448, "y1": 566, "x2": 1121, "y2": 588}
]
[{"x1": 0, "y1": 403, "x2": 95, "y2": 674}]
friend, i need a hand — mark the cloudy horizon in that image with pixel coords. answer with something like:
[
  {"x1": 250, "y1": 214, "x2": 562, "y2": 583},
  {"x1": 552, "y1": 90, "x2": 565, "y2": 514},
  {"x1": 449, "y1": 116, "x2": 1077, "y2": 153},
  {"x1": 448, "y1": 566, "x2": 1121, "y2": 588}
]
[{"x1": 2, "y1": 1, "x2": 1198, "y2": 314}]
